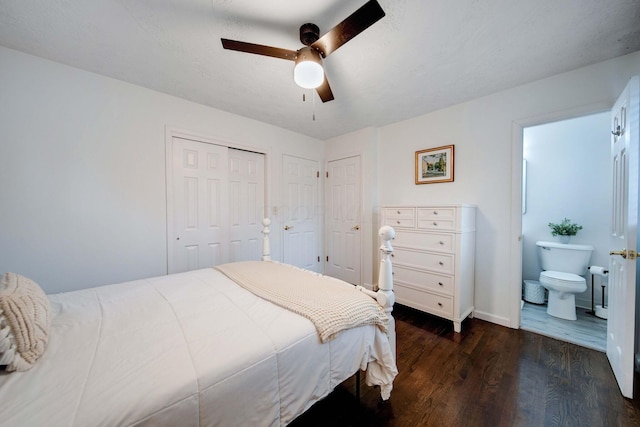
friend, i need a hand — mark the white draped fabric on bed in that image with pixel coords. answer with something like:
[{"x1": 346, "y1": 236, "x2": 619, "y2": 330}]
[{"x1": 0, "y1": 266, "x2": 396, "y2": 426}]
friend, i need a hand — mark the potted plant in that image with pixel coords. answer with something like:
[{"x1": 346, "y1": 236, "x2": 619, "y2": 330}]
[{"x1": 548, "y1": 218, "x2": 583, "y2": 243}]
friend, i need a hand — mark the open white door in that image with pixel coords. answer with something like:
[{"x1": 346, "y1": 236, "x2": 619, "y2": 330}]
[{"x1": 608, "y1": 76, "x2": 639, "y2": 398}]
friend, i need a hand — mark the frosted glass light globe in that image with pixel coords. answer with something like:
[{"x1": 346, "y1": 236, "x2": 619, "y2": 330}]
[
  {"x1": 294, "y1": 61, "x2": 324, "y2": 88},
  {"x1": 293, "y1": 47, "x2": 324, "y2": 89}
]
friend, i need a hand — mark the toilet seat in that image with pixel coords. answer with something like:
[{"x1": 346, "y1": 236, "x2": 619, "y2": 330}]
[{"x1": 539, "y1": 271, "x2": 586, "y2": 292}]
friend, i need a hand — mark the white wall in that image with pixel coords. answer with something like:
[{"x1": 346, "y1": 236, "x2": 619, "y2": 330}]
[
  {"x1": 0, "y1": 46, "x2": 324, "y2": 294},
  {"x1": 373, "y1": 51, "x2": 640, "y2": 327},
  {"x1": 522, "y1": 112, "x2": 611, "y2": 309},
  {"x1": 2, "y1": 43, "x2": 639, "y2": 329}
]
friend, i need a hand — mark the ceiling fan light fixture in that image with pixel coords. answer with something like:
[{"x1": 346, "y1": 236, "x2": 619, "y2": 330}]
[
  {"x1": 221, "y1": 0, "x2": 386, "y2": 102},
  {"x1": 294, "y1": 47, "x2": 324, "y2": 89}
]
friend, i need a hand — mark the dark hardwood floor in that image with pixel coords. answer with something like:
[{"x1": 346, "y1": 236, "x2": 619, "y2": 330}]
[{"x1": 290, "y1": 304, "x2": 640, "y2": 427}]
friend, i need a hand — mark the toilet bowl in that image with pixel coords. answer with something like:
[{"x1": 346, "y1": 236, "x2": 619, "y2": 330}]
[
  {"x1": 536, "y1": 241, "x2": 593, "y2": 321},
  {"x1": 539, "y1": 271, "x2": 586, "y2": 320}
]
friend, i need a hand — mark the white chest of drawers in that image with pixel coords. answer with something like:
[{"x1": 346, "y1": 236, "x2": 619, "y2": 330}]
[{"x1": 381, "y1": 205, "x2": 476, "y2": 332}]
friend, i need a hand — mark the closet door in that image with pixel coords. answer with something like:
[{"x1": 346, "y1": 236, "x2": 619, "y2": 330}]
[
  {"x1": 325, "y1": 155, "x2": 362, "y2": 285},
  {"x1": 282, "y1": 154, "x2": 320, "y2": 272},
  {"x1": 168, "y1": 136, "x2": 266, "y2": 274},
  {"x1": 228, "y1": 148, "x2": 265, "y2": 262},
  {"x1": 169, "y1": 137, "x2": 229, "y2": 273}
]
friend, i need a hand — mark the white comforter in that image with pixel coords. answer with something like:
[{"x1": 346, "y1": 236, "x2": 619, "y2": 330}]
[{"x1": 0, "y1": 267, "x2": 396, "y2": 426}]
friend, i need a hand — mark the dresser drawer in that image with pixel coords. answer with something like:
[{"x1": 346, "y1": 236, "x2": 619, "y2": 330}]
[
  {"x1": 392, "y1": 247, "x2": 454, "y2": 274},
  {"x1": 393, "y1": 230, "x2": 454, "y2": 252},
  {"x1": 384, "y1": 207, "x2": 415, "y2": 218},
  {"x1": 382, "y1": 207, "x2": 416, "y2": 228},
  {"x1": 393, "y1": 265, "x2": 453, "y2": 294},
  {"x1": 417, "y1": 207, "x2": 456, "y2": 230},
  {"x1": 418, "y1": 207, "x2": 456, "y2": 220},
  {"x1": 394, "y1": 284, "x2": 454, "y2": 317},
  {"x1": 417, "y1": 218, "x2": 456, "y2": 230},
  {"x1": 385, "y1": 217, "x2": 416, "y2": 228}
]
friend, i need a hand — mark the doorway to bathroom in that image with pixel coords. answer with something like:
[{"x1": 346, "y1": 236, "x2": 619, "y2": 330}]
[{"x1": 520, "y1": 111, "x2": 611, "y2": 351}]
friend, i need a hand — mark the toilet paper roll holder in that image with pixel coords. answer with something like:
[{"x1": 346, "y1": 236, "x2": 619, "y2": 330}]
[{"x1": 587, "y1": 265, "x2": 608, "y2": 317}]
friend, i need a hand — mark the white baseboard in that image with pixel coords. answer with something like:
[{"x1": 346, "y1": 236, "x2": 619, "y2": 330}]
[
  {"x1": 576, "y1": 297, "x2": 595, "y2": 310},
  {"x1": 473, "y1": 310, "x2": 512, "y2": 328}
]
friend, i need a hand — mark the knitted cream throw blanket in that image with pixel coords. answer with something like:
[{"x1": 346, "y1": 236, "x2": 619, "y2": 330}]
[{"x1": 215, "y1": 261, "x2": 389, "y2": 342}]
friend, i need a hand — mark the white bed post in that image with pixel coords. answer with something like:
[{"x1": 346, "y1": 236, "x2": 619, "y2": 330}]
[
  {"x1": 261, "y1": 218, "x2": 271, "y2": 261},
  {"x1": 377, "y1": 226, "x2": 396, "y2": 361},
  {"x1": 356, "y1": 226, "x2": 396, "y2": 360}
]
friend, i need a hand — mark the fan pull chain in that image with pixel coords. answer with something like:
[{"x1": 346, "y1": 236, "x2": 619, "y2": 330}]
[{"x1": 301, "y1": 91, "x2": 316, "y2": 122}]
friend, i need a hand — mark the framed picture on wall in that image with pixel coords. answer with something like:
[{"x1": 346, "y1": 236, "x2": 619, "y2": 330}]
[{"x1": 415, "y1": 145, "x2": 454, "y2": 184}]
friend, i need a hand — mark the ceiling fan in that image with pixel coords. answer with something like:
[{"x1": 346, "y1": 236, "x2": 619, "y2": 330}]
[{"x1": 221, "y1": 0, "x2": 385, "y2": 102}]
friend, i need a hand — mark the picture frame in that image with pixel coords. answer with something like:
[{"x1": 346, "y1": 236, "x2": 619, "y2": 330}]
[{"x1": 415, "y1": 145, "x2": 454, "y2": 184}]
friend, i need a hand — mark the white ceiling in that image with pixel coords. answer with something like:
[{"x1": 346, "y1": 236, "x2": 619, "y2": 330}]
[{"x1": 1, "y1": 0, "x2": 639, "y2": 140}]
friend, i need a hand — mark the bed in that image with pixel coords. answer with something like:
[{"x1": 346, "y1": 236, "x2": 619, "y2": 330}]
[{"x1": 0, "y1": 220, "x2": 397, "y2": 426}]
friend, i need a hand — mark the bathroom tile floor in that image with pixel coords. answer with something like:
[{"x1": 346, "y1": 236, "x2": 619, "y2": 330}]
[{"x1": 520, "y1": 301, "x2": 607, "y2": 352}]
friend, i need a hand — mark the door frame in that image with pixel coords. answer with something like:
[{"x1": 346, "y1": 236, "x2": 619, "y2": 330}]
[
  {"x1": 165, "y1": 127, "x2": 271, "y2": 274},
  {"x1": 508, "y1": 103, "x2": 612, "y2": 328}
]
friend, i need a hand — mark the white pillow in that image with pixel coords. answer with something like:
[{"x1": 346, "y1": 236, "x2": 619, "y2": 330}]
[{"x1": 0, "y1": 272, "x2": 52, "y2": 371}]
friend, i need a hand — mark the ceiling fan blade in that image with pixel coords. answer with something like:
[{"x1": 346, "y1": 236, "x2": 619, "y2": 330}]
[
  {"x1": 311, "y1": 0, "x2": 385, "y2": 58},
  {"x1": 221, "y1": 39, "x2": 297, "y2": 61},
  {"x1": 316, "y1": 74, "x2": 334, "y2": 102}
]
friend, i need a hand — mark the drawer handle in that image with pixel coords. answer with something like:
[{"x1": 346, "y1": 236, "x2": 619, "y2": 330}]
[
  {"x1": 438, "y1": 282, "x2": 444, "y2": 286},
  {"x1": 439, "y1": 261, "x2": 444, "y2": 266},
  {"x1": 391, "y1": 254, "x2": 395, "y2": 258},
  {"x1": 439, "y1": 241, "x2": 444, "y2": 245},
  {"x1": 438, "y1": 302, "x2": 443, "y2": 307},
  {"x1": 397, "y1": 220, "x2": 401, "y2": 224},
  {"x1": 433, "y1": 222, "x2": 438, "y2": 226},
  {"x1": 397, "y1": 210, "x2": 401, "y2": 214},
  {"x1": 433, "y1": 211, "x2": 438, "y2": 215}
]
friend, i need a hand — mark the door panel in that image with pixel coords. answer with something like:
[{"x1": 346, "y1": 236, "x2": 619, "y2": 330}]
[
  {"x1": 282, "y1": 155, "x2": 320, "y2": 271},
  {"x1": 325, "y1": 156, "x2": 361, "y2": 285},
  {"x1": 169, "y1": 138, "x2": 265, "y2": 273},
  {"x1": 607, "y1": 76, "x2": 638, "y2": 398},
  {"x1": 170, "y1": 137, "x2": 228, "y2": 273},
  {"x1": 228, "y1": 148, "x2": 265, "y2": 262}
]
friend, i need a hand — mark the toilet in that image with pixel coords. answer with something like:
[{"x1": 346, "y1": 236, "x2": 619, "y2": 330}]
[{"x1": 536, "y1": 240, "x2": 594, "y2": 320}]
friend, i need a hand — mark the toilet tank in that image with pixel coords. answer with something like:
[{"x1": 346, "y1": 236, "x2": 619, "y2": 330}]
[{"x1": 536, "y1": 241, "x2": 594, "y2": 275}]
